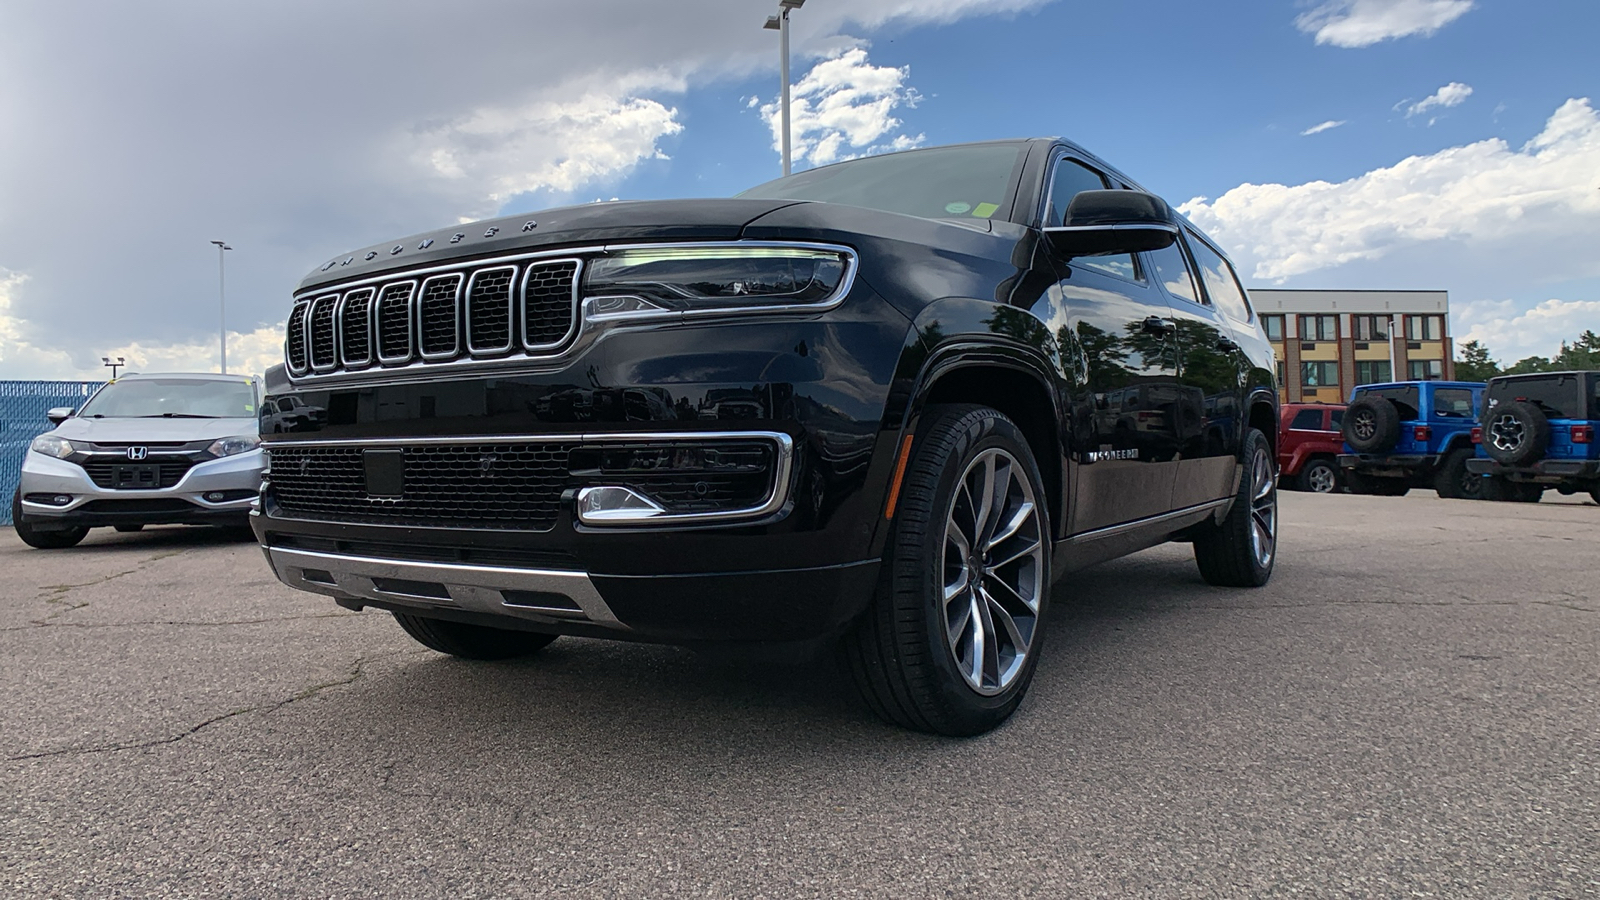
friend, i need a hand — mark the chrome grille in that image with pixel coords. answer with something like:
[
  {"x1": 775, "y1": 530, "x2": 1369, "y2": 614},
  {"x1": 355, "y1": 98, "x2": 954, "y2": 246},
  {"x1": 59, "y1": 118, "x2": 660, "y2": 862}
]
[
  {"x1": 285, "y1": 257, "x2": 580, "y2": 377},
  {"x1": 308, "y1": 295, "x2": 338, "y2": 371},
  {"x1": 524, "y1": 261, "x2": 580, "y2": 349},
  {"x1": 466, "y1": 266, "x2": 516, "y2": 354},
  {"x1": 339, "y1": 288, "x2": 374, "y2": 367},
  {"x1": 376, "y1": 282, "x2": 416, "y2": 363},
  {"x1": 417, "y1": 274, "x2": 462, "y2": 359},
  {"x1": 286, "y1": 303, "x2": 309, "y2": 373}
]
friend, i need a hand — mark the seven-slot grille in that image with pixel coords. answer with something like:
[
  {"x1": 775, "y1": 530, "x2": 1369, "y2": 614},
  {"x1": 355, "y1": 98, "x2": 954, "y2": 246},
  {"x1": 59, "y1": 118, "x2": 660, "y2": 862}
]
[{"x1": 287, "y1": 259, "x2": 580, "y2": 376}]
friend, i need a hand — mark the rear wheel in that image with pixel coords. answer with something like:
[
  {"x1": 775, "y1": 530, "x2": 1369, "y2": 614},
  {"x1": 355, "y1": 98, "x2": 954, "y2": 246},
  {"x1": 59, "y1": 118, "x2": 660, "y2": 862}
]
[
  {"x1": 1434, "y1": 449, "x2": 1481, "y2": 500},
  {"x1": 393, "y1": 613, "x2": 559, "y2": 660},
  {"x1": 11, "y1": 491, "x2": 88, "y2": 550},
  {"x1": 1193, "y1": 427, "x2": 1277, "y2": 588},
  {"x1": 1298, "y1": 458, "x2": 1339, "y2": 494},
  {"x1": 843, "y1": 404, "x2": 1050, "y2": 737}
]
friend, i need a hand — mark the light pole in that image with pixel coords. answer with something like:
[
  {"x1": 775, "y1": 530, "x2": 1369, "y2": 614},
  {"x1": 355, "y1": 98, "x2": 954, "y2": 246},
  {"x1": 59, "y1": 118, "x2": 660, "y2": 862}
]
[
  {"x1": 210, "y1": 240, "x2": 231, "y2": 374},
  {"x1": 763, "y1": 0, "x2": 806, "y2": 177},
  {"x1": 101, "y1": 356, "x2": 125, "y2": 380}
]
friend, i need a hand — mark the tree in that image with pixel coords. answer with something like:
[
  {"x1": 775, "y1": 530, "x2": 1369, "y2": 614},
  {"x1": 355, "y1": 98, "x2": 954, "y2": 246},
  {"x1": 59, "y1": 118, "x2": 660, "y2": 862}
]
[
  {"x1": 1554, "y1": 329, "x2": 1600, "y2": 370},
  {"x1": 1504, "y1": 355, "x2": 1556, "y2": 375},
  {"x1": 1454, "y1": 340, "x2": 1500, "y2": 382}
]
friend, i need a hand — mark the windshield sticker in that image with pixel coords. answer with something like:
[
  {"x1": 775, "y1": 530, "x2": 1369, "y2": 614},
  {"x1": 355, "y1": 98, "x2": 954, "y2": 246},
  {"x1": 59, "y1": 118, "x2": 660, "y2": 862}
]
[
  {"x1": 944, "y1": 201, "x2": 971, "y2": 215},
  {"x1": 972, "y1": 202, "x2": 1000, "y2": 218}
]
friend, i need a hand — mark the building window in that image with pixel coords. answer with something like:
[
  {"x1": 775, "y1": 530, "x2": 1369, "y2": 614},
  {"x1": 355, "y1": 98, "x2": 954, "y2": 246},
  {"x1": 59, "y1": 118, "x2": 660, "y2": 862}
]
[
  {"x1": 1301, "y1": 361, "x2": 1339, "y2": 388},
  {"x1": 1352, "y1": 315, "x2": 1389, "y2": 341},
  {"x1": 1275, "y1": 361, "x2": 1286, "y2": 387},
  {"x1": 1261, "y1": 315, "x2": 1285, "y2": 341},
  {"x1": 1406, "y1": 315, "x2": 1443, "y2": 341},
  {"x1": 1356, "y1": 361, "x2": 1392, "y2": 385},
  {"x1": 1298, "y1": 315, "x2": 1338, "y2": 341},
  {"x1": 1408, "y1": 359, "x2": 1444, "y2": 381}
]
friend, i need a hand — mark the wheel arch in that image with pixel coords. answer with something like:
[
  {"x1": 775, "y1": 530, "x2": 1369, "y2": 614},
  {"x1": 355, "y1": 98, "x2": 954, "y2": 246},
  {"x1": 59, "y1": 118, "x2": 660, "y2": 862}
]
[{"x1": 1247, "y1": 392, "x2": 1279, "y2": 458}]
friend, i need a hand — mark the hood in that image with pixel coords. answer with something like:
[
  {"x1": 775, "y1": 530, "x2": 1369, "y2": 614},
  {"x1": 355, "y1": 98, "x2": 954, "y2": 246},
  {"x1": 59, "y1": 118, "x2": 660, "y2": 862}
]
[
  {"x1": 296, "y1": 198, "x2": 804, "y2": 293},
  {"x1": 51, "y1": 416, "x2": 259, "y2": 445}
]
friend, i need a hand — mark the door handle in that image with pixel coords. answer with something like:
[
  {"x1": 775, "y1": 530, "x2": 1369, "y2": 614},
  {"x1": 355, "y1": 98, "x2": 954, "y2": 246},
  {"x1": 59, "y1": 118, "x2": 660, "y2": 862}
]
[
  {"x1": 1141, "y1": 316, "x2": 1175, "y2": 336},
  {"x1": 1216, "y1": 335, "x2": 1240, "y2": 352}
]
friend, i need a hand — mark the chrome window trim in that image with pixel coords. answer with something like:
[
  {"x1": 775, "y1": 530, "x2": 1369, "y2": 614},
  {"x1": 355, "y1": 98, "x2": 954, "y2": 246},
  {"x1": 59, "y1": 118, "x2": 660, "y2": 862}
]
[
  {"x1": 464, "y1": 265, "x2": 519, "y2": 356},
  {"x1": 308, "y1": 294, "x2": 342, "y2": 373},
  {"x1": 520, "y1": 258, "x2": 585, "y2": 352},
  {"x1": 265, "y1": 430, "x2": 795, "y2": 528},
  {"x1": 285, "y1": 301, "x2": 311, "y2": 376},
  {"x1": 337, "y1": 287, "x2": 375, "y2": 369},
  {"x1": 415, "y1": 273, "x2": 464, "y2": 361},
  {"x1": 374, "y1": 280, "x2": 419, "y2": 366}
]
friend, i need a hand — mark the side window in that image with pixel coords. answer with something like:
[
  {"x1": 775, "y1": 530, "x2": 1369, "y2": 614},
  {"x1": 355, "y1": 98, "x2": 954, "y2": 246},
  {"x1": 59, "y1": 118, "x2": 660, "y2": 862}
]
[
  {"x1": 1433, "y1": 388, "x2": 1474, "y2": 418},
  {"x1": 1329, "y1": 409, "x2": 1344, "y2": 429},
  {"x1": 1185, "y1": 233, "x2": 1254, "y2": 325},
  {"x1": 1145, "y1": 241, "x2": 1200, "y2": 305},
  {"x1": 1290, "y1": 409, "x2": 1322, "y2": 430},
  {"x1": 1047, "y1": 157, "x2": 1139, "y2": 283}
]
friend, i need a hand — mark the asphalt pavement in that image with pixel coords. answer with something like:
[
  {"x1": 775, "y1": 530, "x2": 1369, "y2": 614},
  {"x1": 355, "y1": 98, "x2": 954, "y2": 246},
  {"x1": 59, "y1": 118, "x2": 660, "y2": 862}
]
[{"x1": 2, "y1": 492, "x2": 1597, "y2": 898}]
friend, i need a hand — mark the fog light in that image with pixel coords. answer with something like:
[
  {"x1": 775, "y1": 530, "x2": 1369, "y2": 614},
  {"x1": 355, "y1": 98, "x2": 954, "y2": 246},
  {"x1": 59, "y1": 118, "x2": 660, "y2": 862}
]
[
  {"x1": 54, "y1": 494, "x2": 71, "y2": 506},
  {"x1": 205, "y1": 491, "x2": 227, "y2": 503},
  {"x1": 577, "y1": 486, "x2": 665, "y2": 523},
  {"x1": 24, "y1": 493, "x2": 73, "y2": 507}
]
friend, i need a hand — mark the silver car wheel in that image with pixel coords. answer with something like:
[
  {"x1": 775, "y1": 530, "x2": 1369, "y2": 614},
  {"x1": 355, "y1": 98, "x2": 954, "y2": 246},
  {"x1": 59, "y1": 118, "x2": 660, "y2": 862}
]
[
  {"x1": 1249, "y1": 447, "x2": 1277, "y2": 569},
  {"x1": 1306, "y1": 464, "x2": 1336, "y2": 493}
]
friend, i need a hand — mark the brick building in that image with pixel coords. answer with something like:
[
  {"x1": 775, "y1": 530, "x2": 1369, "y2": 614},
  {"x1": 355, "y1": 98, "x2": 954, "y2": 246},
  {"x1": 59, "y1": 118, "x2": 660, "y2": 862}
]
[{"x1": 1250, "y1": 289, "x2": 1453, "y2": 404}]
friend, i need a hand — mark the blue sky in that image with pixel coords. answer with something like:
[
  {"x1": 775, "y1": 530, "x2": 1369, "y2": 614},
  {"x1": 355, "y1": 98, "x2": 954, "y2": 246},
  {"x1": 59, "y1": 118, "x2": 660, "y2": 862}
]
[{"x1": 0, "y1": 0, "x2": 1596, "y2": 377}]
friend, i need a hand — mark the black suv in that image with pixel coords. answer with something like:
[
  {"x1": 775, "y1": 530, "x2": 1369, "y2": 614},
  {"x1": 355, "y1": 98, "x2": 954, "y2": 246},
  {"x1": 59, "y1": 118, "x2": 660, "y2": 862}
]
[{"x1": 253, "y1": 140, "x2": 1280, "y2": 735}]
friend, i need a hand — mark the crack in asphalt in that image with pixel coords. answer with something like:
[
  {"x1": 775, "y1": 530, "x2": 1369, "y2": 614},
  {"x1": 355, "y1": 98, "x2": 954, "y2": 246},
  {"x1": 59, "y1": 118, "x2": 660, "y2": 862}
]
[
  {"x1": 29, "y1": 548, "x2": 189, "y2": 624},
  {"x1": 4, "y1": 650, "x2": 406, "y2": 762}
]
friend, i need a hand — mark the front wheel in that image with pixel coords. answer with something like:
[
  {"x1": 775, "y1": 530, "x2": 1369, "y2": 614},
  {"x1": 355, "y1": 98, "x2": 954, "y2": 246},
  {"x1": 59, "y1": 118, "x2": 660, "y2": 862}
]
[
  {"x1": 1192, "y1": 428, "x2": 1277, "y2": 588},
  {"x1": 11, "y1": 491, "x2": 88, "y2": 549},
  {"x1": 393, "y1": 613, "x2": 559, "y2": 660},
  {"x1": 1433, "y1": 450, "x2": 1481, "y2": 500},
  {"x1": 843, "y1": 404, "x2": 1051, "y2": 737}
]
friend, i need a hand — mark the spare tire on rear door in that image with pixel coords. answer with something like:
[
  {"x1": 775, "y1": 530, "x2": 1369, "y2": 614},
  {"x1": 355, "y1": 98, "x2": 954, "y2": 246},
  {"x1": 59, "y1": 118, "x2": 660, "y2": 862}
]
[
  {"x1": 1482, "y1": 400, "x2": 1549, "y2": 466},
  {"x1": 1343, "y1": 396, "x2": 1401, "y2": 453}
]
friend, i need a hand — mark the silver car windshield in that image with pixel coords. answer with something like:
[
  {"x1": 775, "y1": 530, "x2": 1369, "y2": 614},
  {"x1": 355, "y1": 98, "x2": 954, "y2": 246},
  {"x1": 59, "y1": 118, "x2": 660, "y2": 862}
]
[{"x1": 78, "y1": 378, "x2": 256, "y2": 418}]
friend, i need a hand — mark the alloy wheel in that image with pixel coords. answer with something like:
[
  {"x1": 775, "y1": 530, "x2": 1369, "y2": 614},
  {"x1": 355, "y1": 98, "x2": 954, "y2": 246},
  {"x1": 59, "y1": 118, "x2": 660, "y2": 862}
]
[
  {"x1": 1489, "y1": 414, "x2": 1525, "y2": 452},
  {"x1": 941, "y1": 448, "x2": 1045, "y2": 696},
  {"x1": 1352, "y1": 411, "x2": 1377, "y2": 442},
  {"x1": 1248, "y1": 447, "x2": 1277, "y2": 569},
  {"x1": 1307, "y1": 465, "x2": 1336, "y2": 493}
]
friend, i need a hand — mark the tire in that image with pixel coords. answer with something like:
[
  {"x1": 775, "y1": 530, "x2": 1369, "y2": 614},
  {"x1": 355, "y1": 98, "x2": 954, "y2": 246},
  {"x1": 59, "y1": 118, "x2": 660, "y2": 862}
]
[
  {"x1": 1193, "y1": 427, "x2": 1277, "y2": 588},
  {"x1": 393, "y1": 613, "x2": 559, "y2": 660},
  {"x1": 842, "y1": 404, "x2": 1051, "y2": 737},
  {"x1": 1433, "y1": 449, "x2": 1481, "y2": 500},
  {"x1": 1482, "y1": 401, "x2": 1549, "y2": 466},
  {"x1": 1482, "y1": 476, "x2": 1542, "y2": 503},
  {"x1": 1298, "y1": 459, "x2": 1339, "y2": 494},
  {"x1": 11, "y1": 491, "x2": 89, "y2": 549},
  {"x1": 114, "y1": 524, "x2": 145, "y2": 533},
  {"x1": 1590, "y1": 487, "x2": 1600, "y2": 506},
  {"x1": 1343, "y1": 396, "x2": 1401, "y2": 453}
]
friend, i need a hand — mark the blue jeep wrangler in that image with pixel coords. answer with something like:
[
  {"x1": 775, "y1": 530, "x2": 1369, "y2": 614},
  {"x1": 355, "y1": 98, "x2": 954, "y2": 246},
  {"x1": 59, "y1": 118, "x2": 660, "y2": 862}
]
[
  {"x1": 1468, "y1": 370, "x2": 1600, "y2": 504},
  {"x1": 1338, "y1": 381, "x2": 1485, "y2": 498}
]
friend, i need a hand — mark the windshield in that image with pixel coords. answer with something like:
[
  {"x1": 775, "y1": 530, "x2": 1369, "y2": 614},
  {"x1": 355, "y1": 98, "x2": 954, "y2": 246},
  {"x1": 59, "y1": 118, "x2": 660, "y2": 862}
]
[
  {"x1": 78, "y1": 378, "x2": 257, "y2": 418},
  {"x1": 1486, "y1": 373, "x2": 1591, "y2": 421},
  {"x1": 736, "y1": 144, "x2": 1024, "y2": 222}
]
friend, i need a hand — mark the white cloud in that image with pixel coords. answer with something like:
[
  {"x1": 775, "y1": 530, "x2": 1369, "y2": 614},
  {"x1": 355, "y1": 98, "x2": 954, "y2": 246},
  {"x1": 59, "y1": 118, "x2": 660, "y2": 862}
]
[
  {"x1": 1180, "y1": 98, "x2": 1600, "y2": 283},
  {"x1": 1456, "y1": 297, "x2": 1600, "y2": 363},
  {"x1": 759, "y1": 47, "x2": 925, "y2": 166},
  {"x1": 1296, "y1": 0, "x2": 1475, "y2": 48},
  {"x1": 1406, "y1": 81, "x2": 1473, "y2": 118},
  {"x1": 1301, "y1": 120, "x2": 1347, "y2": 135}
]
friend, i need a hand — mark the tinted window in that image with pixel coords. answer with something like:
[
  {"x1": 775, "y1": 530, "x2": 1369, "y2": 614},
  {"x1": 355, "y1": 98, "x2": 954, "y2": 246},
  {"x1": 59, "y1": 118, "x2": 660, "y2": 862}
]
[
  {"x1": 1045, "y1": 158, "x2": 1109, "y2": 227},
  {"x1": 1329, "y1": 408, "x2": 1344, "y2": 428},
  {"x1": 1146, "y1": 242, "x2": 1199, "y2": 305},
  {"x1": 737, "y1": 144, "x2": 1022, "y2": 222},
  {"x1": 1433, "y1": 388, "x2": 1475, "y2": 418},
  {"x1": 1290, "y1": 409, "x2": 1322, "y2": 430},
  {"x1": 1361, "y1": 385, "x2": 1420, "y2": 420},
  {"x1": 78, "y1": 378, "x2": 257, "y2": 418},
  {"x1": 1186, "y1": 234, "x2": 1253, "y2": 324},
  {"x1": 1486, "y1": 373, "x2": 1589, "y2": 420}
]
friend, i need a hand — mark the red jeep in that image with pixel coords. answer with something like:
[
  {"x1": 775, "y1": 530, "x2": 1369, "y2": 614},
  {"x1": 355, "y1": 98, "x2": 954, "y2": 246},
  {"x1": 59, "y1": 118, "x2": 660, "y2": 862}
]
[{"x1": 1279, "y1": 402, "x2": 1347, "y2": 493}]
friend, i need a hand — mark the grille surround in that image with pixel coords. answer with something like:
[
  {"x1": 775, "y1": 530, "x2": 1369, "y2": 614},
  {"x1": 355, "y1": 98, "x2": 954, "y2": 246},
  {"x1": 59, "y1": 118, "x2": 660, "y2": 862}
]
[
  {"x1": 416, "y1": 274, "x2": 463, "y2": 360},
  {"x1": 79, "y1": 456, "x2": 197, "y2": 490},
  {"x1": 522, "y1": 260, "x2": 582, "y2": 351},
  {"x1": 339, "y1": 288, "x2": 375, "y2": 368},
  {"x1": 308, "y1": 295, "x2": 340, "y2": 372},
  {"x1": 466, "y1": 266, "x2": 517, "y2": 355},
  {"x1": 286, "y1": 303, "x2": 309, "y2": 374},
  {"x1": 375, "y1": 281, "x2": 418, "y2": 366}
]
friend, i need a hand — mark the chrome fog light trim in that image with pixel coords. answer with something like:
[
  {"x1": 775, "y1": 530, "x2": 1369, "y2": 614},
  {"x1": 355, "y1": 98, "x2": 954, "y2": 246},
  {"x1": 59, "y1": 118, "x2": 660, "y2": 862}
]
[{"x1": 577, "y1": 486, "x2": 666, "y2": 522}]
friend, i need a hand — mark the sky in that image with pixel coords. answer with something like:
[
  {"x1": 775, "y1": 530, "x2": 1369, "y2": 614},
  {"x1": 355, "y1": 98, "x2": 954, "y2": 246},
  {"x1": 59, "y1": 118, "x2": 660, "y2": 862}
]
[{"x1": 1, "y1": 0, "x2": 1597, "y2": 379}]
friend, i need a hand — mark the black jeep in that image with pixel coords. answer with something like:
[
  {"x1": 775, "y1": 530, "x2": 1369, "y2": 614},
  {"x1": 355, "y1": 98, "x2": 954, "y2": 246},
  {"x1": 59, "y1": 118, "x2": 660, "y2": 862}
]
[{"x1": 251, "y1": 140, "x2": 1280, "y2": 735}]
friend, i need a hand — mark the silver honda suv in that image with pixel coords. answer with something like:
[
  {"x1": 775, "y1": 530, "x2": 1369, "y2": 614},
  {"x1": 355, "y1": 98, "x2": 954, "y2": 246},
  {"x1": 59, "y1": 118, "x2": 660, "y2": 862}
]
[{"x1": 12, "y1": 372, "x2": 265, "y2": 548}]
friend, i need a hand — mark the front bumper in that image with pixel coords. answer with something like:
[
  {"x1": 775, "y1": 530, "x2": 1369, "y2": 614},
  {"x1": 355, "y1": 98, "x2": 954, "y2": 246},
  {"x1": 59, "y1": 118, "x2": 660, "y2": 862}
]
[
  {"x1": 18, "y1": 449, "x2": 263, "y2": 527},
  {"x1": 1465, "y1": 457, "x2": 1600, "y2": 483}
]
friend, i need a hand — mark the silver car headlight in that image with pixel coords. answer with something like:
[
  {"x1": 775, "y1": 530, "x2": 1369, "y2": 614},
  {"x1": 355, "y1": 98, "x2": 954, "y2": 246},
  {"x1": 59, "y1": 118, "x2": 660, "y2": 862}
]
[
  {"x1": 29, "y1": 434, "x2": 76, "y2": 459},
  {"x1": 207, "y1": 435, "x2": 262, "y2": 458},
  {"x1": 584, "y1": 246, "x2": 850, "y2": 320}
]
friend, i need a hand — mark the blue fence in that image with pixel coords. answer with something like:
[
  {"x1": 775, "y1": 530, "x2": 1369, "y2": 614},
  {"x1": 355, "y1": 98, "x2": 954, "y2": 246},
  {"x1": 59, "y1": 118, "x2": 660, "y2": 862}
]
[{"x1": 1, "y1": 381, "x2": 105, "y2": 525}]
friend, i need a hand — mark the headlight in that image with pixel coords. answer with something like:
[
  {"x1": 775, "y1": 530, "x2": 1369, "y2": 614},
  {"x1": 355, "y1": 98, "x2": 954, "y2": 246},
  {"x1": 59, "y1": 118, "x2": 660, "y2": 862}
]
[
  {"x1": 207, "y1": 435, "x2": 261, "y2": 458},
  {"x1": 584, "y1": 246, "x2": 849, "y2": 320},
  {"x1": 29, "y1": 434, "x2": 76, "y2": 459}
]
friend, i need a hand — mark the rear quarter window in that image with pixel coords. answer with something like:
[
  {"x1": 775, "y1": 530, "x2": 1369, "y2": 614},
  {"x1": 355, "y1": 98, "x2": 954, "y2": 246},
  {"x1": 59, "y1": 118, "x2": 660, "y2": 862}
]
[
  {"x1": 1432, "y1": 388, "x2": 1475, "y2": 418},
  {"x1": 1359, "y1": 386, "x2": 1421, "y2": 420},
  {"x1": 1289, "y1": 409, "x2": 1322, "y2": 430}
]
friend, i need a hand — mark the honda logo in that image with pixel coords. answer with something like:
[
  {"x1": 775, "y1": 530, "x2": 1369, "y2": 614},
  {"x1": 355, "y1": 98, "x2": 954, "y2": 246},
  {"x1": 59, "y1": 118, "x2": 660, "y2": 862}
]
[{"x1": 125, "y1": 446, "x2": 149, "y2": 461}]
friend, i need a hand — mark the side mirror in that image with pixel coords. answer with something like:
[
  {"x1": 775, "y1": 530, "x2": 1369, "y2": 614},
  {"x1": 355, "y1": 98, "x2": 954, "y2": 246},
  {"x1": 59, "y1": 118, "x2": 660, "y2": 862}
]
[
  {"x1": 1043, "y1": 190, "x2": 1179, "y2": 258},
  {"x1": 46, "y1": 407, "x2": 74, "y2": 425}
]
